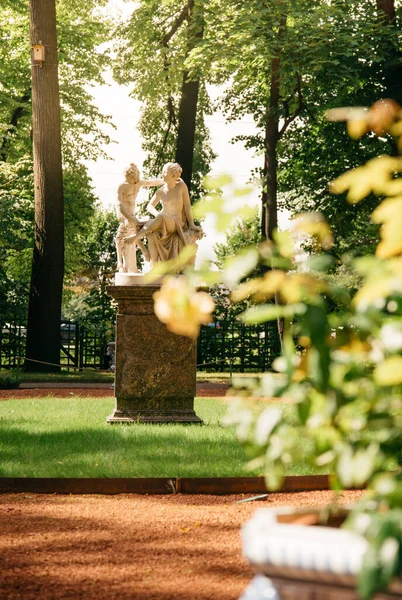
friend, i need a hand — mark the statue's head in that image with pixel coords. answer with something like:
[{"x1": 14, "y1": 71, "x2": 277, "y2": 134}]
[
  {"x1": 162, "y1": 162, "x2": 182, "y2": 182},
  {"x1": 124, "y1": 163, "x2": 140, "y2": 184}
]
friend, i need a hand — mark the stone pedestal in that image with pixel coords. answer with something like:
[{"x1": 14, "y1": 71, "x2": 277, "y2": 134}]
[{"x1": 106, "y1": 285, "x2": 202, "y2": 424}]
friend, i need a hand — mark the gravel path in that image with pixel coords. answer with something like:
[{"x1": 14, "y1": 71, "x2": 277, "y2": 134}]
[
  {"x1": 0, "y1": 386, "x2": 227, "y2": 399},
  {"x1": 0, "y1": 490, "x2": 363, "y2": 600}
]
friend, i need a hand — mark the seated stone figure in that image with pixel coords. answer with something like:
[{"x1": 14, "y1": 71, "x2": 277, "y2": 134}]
[{"x1": 126, "y1": 162, "x2": 203, "y2": 269}]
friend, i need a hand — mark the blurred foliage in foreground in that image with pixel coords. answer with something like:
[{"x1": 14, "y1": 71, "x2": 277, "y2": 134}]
[{"x1": 153, "y1": 99, "x2": 402, "y2": 599}]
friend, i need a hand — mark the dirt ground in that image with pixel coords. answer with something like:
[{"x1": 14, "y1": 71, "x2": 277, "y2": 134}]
[
  {"x1": 0, "y1": 386, "x2": 227, "y2": 399},
  {"x1": 0, "y1": 490, "x2": 364, "y2": 600}
]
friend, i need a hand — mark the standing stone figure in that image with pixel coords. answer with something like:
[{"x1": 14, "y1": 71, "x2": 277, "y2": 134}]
[
  {"x1": 126, "y1": 162, "x2": 203, "y2": 270},
  {"x1": 115, "y1": 163, "x2": 163, "y2": 273}
]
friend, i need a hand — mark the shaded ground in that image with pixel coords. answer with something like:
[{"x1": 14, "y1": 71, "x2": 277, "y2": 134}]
[
  {"x1": 0, "y1": 382, "x2": 229, "y2": 399},
  {"x1": 0, "y1": 389, "x2": 227, "y2": 399},
  {"x1": 0, "y1": 490, "x2": 363, "y2": 600}
]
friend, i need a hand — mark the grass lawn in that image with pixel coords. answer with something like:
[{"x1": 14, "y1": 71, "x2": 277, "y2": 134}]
[
  {"x1": 0, "y1": 369, "x2": 114, "y2": 385},
  {"x1": 0, "y1": 396, "x2": 324, "y2": 479},
  {"x1": 0, "y1": 369, "x2": 262, "y2": 387}
]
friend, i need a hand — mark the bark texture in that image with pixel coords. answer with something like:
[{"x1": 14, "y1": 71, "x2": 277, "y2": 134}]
[
  {"x1": 25, "y1": 0, "x2": 64, "y2": 372},
  {"x1": 376, "y1": 0, "x2": 396, "y2": 22}
]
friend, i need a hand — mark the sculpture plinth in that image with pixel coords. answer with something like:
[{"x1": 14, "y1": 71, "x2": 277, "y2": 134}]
[{"x1": 106, "y1": 285, "x2": 202, "y2": 424}]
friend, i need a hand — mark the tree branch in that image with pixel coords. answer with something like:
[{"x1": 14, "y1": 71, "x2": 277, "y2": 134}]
[
  {"x1": 278, "y1": 74, "x2": 302, "y2": 139},
  {"x1": 0, "y1": 91, "x2": 31, "y2": 162},
  {"x1": 152, "y1": 96, "x2": 177, "y2": 172},
  {"x1": 160, "y1": 6, "x2": 189, "y2": 46}
]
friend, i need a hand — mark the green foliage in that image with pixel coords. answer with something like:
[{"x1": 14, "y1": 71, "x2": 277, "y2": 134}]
[
  {"x1": 160, "y1": 98, "x2": 402, "y2": 597},
  {"x1": 0, "y1": 0, "x2": 115, "y2": 322},
  {"x1": 214, "y1": 210, "x2": 261, "y2": 270},
  {"x1": 345, "y1": 474, "x2": 402, "y2": 599},
  {"x1": 211, "y1": 210, "x2": 262, "y2": 319},
  {"x1": 0, "y1": 0, "x2": 113, "y2": 164},
  {"x1": 0, "y1": 157, "x2": 33, "y2": 319},
  {"x1": 219, "y1": 102, "x2": 402, "y2": 597},
  {"x1": 0, "y1": 370, "x2": 20, "y2": 389},
  {"x1": 0, "y1": 158, "x2": 102, "y2": 321},
  {"x1": 277, "y1": 1, "x2": 402, "y2": 256},
  {"x1": 63, "y1": 207, "x2": 118, "y2": 335},
  {"x1": 186, "y1": 0, "x2": 402, "y2": 251}
]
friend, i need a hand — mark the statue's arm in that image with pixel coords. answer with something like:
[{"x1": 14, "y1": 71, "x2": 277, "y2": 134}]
[
  {"x1": 140, "y1": 178, "x2": 164, "y2": 188},
  {"x1": 182, "y1": 182, "x2": 201, "y2": 230},
  {"x1": 146, "y1": 191, "x2": 161, "y2": 217}
]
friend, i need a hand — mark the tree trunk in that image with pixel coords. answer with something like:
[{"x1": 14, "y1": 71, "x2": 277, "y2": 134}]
[
  {"x1": 261, "y1": 13, "x2": 286, "y2": 242},
  {"x1": 175, "y1": 0, "x2": 203, "y2": 193},
  {"x1": 261, "y1": 100, "x2": 279, "y2": 242},
  {"x1": 175, "y1": 76, "x2": 200, "y2": 193},
  {"x1": 261, "y1": 14, "x2": 287, "y2": 347},
  {"x1": 375, "y1": 0, "x2": 401, "y2": 105},
  {"x1": 376, "y1": 0, "x2": 396, "y2": 22},
  {"x1": 0, "y1": 91, "x2": 31, "y2": 162},
  {"x1": 25, "y1": 0, "x2": 64, "y2": 372}
]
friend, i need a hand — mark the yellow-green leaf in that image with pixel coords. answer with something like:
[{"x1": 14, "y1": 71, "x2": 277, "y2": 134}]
[{"x1": 374, "y1": 357, "x2": 402, "y2": 386}]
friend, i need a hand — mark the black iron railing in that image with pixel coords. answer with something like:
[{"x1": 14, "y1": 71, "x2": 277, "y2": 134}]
[{"x1": 0, "y1": 319, "x2": 281, "y2": 372}]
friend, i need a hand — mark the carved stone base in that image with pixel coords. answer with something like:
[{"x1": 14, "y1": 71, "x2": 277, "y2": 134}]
[
  {"x1": 106, "y1": 284, "x2": 202, "y2": 424},
  {"x1": 114, "y1": 272, "x2": 162, "y2": 286},
  {"x1": 106, "y1": 408, "x2": 202, "y2": 424}
]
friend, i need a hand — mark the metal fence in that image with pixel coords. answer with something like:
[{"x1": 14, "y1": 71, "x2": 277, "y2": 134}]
[
  {"x1": 0, "y1": 319, "x2": 281, "y2": 372},
  {"x1": 0, "y1": 320, "x2": 112, "y2": 370},
  {"x1": 197, "y1": 320, "x2": 281, "y2": 372}
]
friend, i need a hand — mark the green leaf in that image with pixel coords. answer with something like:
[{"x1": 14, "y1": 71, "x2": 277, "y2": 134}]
[
  {"x1": 264, "y1": 464, "x2": 283, "y2": 492},
  {"x1": 374, "y1": 357, "x2": 402, "y2": 386},
  {"x1": 240, "y1": 302, "x2": 306, "y2": 324},
  {"x1": 240, "y1": 304, "x2": 286, "y2": 324},
  {"x1": 204, "y1": 174, "x2": 233, "y2": 189},
  {"x1": 193, "y1": 193, "x2": 225, "y2": 219},
  {"x1": 297, "y1": 398, "x2": 312, "y2": 425},
  {"x1": 223, "y1": 248, "x2": 259, "y2": 287},
  {"x1": 254, "y1": 406, "x2": 282, "y2": 445},
  {"x1": 305, "y1": 254, "x2": 333, "y2": 272},
  {"x1": 233, "y1": 186, "x2": 254, "y2": 197}
]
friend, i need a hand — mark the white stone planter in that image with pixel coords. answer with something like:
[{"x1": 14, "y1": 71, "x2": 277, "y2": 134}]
[{"x1": 240, "y1": 508, "x2": 402, "y2": 600}]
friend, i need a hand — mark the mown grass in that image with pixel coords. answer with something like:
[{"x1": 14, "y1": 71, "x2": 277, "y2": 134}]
[
  {"x1": 0, "y1": 369, "x2": 114, "y2": 386},
  {"x1": 0, "y1": 396, "x2": 324, "y2": 479},
  {"x1": 0, "y1": 369, "x2": 262, "y2": 386}
]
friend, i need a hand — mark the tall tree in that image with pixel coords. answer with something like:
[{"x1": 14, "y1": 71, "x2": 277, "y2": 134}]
[
  {"x1": 0, "y1": 0, "x2": 112, "y2": 327},
  {"x1": 187, "y1": 0, "x2": 398, "y2": 244},
  {"x1": 25, "y1": 0, "x2": 64, "y2": 372}
]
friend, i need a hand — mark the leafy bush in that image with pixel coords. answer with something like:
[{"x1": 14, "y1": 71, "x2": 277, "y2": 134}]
[
  {"x1": 0, "y1": 370, "x2": 20, "y2": 389},
  {"x1": 224, "y1": 99, "x2": 402, "y2": 599},
  {"x1": 153, "y1": 99, "x2": 402, "y2": 599}
]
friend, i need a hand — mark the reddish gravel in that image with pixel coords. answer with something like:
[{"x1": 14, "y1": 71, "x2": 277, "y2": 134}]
[
  {"x1": 0, "y1": 490, "x2": 363, "y2": 600},
  {"x1": 0, "y1": 386, "x2": 228, "y2": 399},
  {"x1": 0, "y1": 388, "x2": 115, "y2": 399}
]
